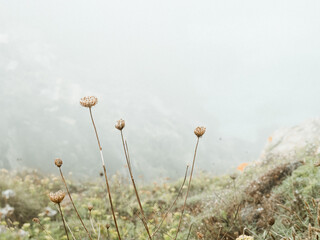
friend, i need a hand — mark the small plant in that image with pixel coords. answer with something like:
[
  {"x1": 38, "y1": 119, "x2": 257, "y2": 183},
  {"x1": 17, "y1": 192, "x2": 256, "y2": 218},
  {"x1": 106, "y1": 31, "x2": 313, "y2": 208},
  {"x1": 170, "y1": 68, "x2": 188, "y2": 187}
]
[
  {"x1": 80, "y1": 96, "x2": 122, "y2": 239},
  {"x1": 49, "y1": 190, "x2": 69, "y2": 240}
]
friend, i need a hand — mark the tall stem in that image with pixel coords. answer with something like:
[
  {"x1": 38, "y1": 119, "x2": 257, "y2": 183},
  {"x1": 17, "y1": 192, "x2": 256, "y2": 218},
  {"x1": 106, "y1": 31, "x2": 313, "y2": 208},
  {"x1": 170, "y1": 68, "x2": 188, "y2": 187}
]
[
  {"x1": 174, "y1": 137, "x2": 200, "y2": 240},
  {"x1": 59, "y1": 168, "x2": 93, "y2": 240},
  {"x1": 58, "y1": 203, "x2": 70, "y2": 240},
  {"x1": 89, "y1": 107, "x2": 122, "y2": 240},
  {"x1": 120, "y1": 130, "x2": 152, "y2": 239}
]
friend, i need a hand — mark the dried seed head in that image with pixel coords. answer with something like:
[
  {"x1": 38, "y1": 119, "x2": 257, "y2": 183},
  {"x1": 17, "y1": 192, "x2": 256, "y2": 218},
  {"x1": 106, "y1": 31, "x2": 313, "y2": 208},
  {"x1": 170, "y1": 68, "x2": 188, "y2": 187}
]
[
  {"x1": 32, "y1": 218, "x2": 40, "y2": 224},
  {"x1": 230, "y1": 173, "x2": 238, "y2": 180},
  {"x1": 80, "y1": 96, "x2": 98, "y2": 108},
  {"x1": 197, "y1": 232, "x2": 204, "y2": 239},
  {"x1": 268, "y1": 217, "x2": 275, "y2": 226},
  {"x1": 105, "y1": 224, "x2": 110, "y2": 229},
  {"x1": 88, "y1": 203, "x2": 93, "y2": 211},
  {"x1": 194, "y1": 126, "x2": 206, "y2": 138},
  {"x1": 115, "y1": 119, "x2": 125, "y2": 130},
  {"x1": 54, "y1": 158, "x2": 63, "y2": 168},
  {"x1": 49, "y1": 190, "x2": 66, "y2": 204}
]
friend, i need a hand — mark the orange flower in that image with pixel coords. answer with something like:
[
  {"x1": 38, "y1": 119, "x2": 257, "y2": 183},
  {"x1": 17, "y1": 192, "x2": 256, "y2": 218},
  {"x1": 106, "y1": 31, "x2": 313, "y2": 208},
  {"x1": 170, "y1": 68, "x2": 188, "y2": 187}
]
[
  {"x1": 268, "y1": 136, "x2": 272, "y2": 143},
  {"x1": 237, "y1": 163, "x2": 249, "y2": 172}
]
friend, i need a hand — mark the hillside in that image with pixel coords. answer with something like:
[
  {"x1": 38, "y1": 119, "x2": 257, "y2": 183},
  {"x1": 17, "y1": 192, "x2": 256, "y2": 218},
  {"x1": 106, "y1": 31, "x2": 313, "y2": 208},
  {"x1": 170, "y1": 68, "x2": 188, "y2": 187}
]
[{"x1": 2, "y1": 120, "x2": 320, "y2": 239}]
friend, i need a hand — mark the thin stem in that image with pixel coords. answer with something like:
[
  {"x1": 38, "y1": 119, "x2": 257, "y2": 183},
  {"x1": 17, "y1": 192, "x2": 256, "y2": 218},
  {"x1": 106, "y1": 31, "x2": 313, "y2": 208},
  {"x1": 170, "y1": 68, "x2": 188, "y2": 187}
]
[
  {"x1": 58, "y1": 203, "x2": 70, "y2": 240},
  {"x1": 152, "y1": 165, "x2": 189, "y2": 237},
  {"x1": 97, "y1": 224, "x2": 101, "y2": 240},
  {"x1": 119, "y1": 130, "x2": 152, "y2": 239},
  {"x1": 89, "y1": 107, "x2": 122, "y2": 240},
  {"x1": 174, "y1": 137, "x2": 200, "y2": 240},
  {"x1": 89, "y1": 210, "x2": 96, "y2": 234},
  {"x1": 186, "y1": 223, "x2": 194, "y2": 240},
  {"x1": 55, "y1": 205, "x2": 76, "y2": 240},
  {"x1": 59, "y1": 168, "x2": 93, "y2": 240},
  {"x1": 89, "y1": 107, "x2": 102, "y2": 150}
]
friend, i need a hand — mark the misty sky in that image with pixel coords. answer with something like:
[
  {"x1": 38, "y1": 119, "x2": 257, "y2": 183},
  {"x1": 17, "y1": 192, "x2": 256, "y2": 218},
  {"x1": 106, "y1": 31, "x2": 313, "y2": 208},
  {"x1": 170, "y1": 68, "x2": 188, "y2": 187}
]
[{"x1": 1, "y1": 1, "x2": 320, "y2": 180}]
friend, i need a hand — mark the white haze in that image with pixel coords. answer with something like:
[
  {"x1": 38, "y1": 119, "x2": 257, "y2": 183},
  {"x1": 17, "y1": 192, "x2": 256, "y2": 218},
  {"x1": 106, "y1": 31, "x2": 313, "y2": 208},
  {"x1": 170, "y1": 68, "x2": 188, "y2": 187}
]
[{"x1": 1, "y1": 1, "x2": 320, "y2": 180}]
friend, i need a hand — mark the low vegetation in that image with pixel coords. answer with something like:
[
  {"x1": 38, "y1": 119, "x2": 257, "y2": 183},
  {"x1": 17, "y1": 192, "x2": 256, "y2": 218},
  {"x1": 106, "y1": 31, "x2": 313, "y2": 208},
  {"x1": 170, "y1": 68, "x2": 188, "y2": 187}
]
[{"x1": 1, "y1": 96, "x2": 320, "y2": 239}]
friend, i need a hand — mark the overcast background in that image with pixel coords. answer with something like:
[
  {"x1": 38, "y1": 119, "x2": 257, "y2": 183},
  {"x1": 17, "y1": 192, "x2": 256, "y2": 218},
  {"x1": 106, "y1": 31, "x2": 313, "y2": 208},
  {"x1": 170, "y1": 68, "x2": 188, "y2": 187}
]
[{"x1": 1, "y1": 1, "x2": 320, "y2": 180}]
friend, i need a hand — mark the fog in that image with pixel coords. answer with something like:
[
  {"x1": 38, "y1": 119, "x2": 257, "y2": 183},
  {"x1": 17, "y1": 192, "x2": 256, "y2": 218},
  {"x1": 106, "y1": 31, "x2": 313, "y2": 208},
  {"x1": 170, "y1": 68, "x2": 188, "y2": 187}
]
[{"x1": 1, "y1": 1, "x2": 320, "y2": 180}]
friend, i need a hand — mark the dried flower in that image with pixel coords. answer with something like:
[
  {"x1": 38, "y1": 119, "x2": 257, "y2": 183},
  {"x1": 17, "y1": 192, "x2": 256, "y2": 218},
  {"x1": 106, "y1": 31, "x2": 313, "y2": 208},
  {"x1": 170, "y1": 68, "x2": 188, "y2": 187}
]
[
  {"x1": 194, "y1": 126, "x2": 206, "y2": 138},
  {"x1": 49, "y1": 190, "x2": 65, "y2": 204},
  {"x1": 54, "y1": 158, "x2": 63, "y2": 168},
  {"x1": 230, "y1": 173, "x2": 238, "y2": 180},
  {"x1": 268, "y1": 217, "x2": 275, "y2": 226},
  {"x1": 32, "y1": 218, "x2": 40, "y2": 224},
  {"x1": 197, "y1": 232, "x2": 204, "y2": 239},
  {"x1": 236, "y1": 235, "x2": 254, "y2": 240},
  {"x1": 105, "y1": 224, "x2": 110, "y2": 229},
  {"x1": 115, "y1": 119, "x2": 125, "y2": 130},
  {"x1": 88, "y1": 204, "x2": 93, "y2": 211},
  {"x1": 80, "y1": 96, "x2": 98, "y2": 108}
]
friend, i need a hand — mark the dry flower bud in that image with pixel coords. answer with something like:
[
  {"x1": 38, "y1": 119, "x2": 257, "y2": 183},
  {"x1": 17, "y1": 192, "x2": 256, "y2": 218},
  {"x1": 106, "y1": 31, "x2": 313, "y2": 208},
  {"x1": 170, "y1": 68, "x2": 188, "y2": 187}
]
[
  {"x1": 32, "y1": 218, "x2": 40, "y2": 224},
  {"x1": 268, "y1": 217, "x2": 275, "y2": 226},
  {"x1": 115, "y1": 119, "x2": 125, "y2": 130},
  {"x1": 230, "y1": 173, "x2": 238, "y2": 180},
  {"x1": 197, "y1": 232, "x2": 204, "y2": 239},
  {"x1": 49, "y1": 190, "x2": 66, "y2": 204},
  {"x1": 105, "y1": 224, "x2": 110, "y2": 229},
  {"x1": 88, "y1": 204, "x2": 93, "y2": 211},
  {"x1": 54, "y1": 158, "x2": 63, "y2": 168},
  {"x1": 194, "y1": 126, "x2": 206, "y2": 138},
  {"x1": 80, "y1": 96, "x2": 98, "y2": 108}
]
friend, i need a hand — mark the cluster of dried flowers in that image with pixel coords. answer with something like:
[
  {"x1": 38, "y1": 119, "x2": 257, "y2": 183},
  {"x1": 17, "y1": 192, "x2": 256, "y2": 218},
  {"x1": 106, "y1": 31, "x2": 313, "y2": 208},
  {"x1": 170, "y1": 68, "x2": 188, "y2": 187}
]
[{"x1": 43, "y1": 96, "x2": 207, "y2": 240}]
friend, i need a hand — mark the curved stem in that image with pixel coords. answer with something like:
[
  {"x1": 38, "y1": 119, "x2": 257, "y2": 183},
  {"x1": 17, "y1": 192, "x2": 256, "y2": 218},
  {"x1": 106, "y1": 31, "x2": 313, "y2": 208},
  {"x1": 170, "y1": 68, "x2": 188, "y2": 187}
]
[
  {"x1": 59, "y1": 168, "x2": 92, "y2": 240},
  {"x1": 89, "y1": 107, "x2": 122, "y2": 240},
  {"x1": 120, "y1": 130, "x2": 152, "y2": 239},
  {"x1": 58, "y1": 203, "x2": 70, "y2": 240},
  {"x1": 174, "y1": 137, "x2": 200, "y2": 240}
]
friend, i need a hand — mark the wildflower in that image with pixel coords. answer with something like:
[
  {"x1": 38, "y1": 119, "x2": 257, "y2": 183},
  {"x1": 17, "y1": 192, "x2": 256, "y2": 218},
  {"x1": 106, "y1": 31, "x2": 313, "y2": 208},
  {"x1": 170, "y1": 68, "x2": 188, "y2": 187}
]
[
  {"x1": 80, "y1": 96, "x2": 98, "y2": 108},
  {"x1": 194, "y1": 126, "x2": 206, "y2": 137},
  {"x1": 115, "y1": 119, "x2": 125, "y2": 130},
  {"x1": 237, "y1": 163, "x2": 249, "y2": 172},
  {"x1": 54, "y1": 158, "x2": 63, "y2": 168},
  {"x1": 43, "y1": 207, "x2": 57, "y2": 217},
  {"x1": 2, "y1": 189, "x2": 15, "y2": 199},
  {"x1": 236, "y1": 235, "x2": 254, "y2": 240},
  {"x1": 49, "y1": 190, "x2": 65, "y2": 204},
  {"x1": 0, "y1": 204, "x2": 14, "y2": 218}
]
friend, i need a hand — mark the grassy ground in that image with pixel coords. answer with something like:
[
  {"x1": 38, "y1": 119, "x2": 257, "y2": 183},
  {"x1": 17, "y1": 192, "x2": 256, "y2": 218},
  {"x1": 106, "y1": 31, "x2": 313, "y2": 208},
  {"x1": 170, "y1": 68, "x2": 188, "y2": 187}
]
[{"x1": 1, "y1": 145, "x2": 320, "y2": 239}]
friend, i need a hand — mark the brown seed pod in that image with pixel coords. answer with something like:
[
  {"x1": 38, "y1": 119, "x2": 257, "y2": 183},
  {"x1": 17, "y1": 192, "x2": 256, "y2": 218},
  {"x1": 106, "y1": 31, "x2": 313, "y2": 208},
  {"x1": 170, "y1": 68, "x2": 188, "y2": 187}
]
[
  {"x1": 115, "y1": 119, "x2": 125, "y2": 130},
  {"x1": 54, "y1": 158, "x2": 63, "y2": 168},
  {"x1": 49, "y1": 190, "x2": 66, "y2": 204},
  {"x1": 80, "y1": 96, "x2": 98, "y2": 108},
  {"x1": 105, "y1": 224, "x2": 110, "y2": 229},
  {"x1": 32, "y1": 218, "x2": 40, "y2": 224},
  {"x1": 197, "y1": 232, "x2": 204, "y2": 239},
  {"x1": 194, "y1": 126, "x2": 206, "y2": 137},
  {"x1": 88, "y1": 204, "x2": 93, "y2": 211},
  {"x1": 268, "y1": 217, "x2": 275, "y2": 226}
]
